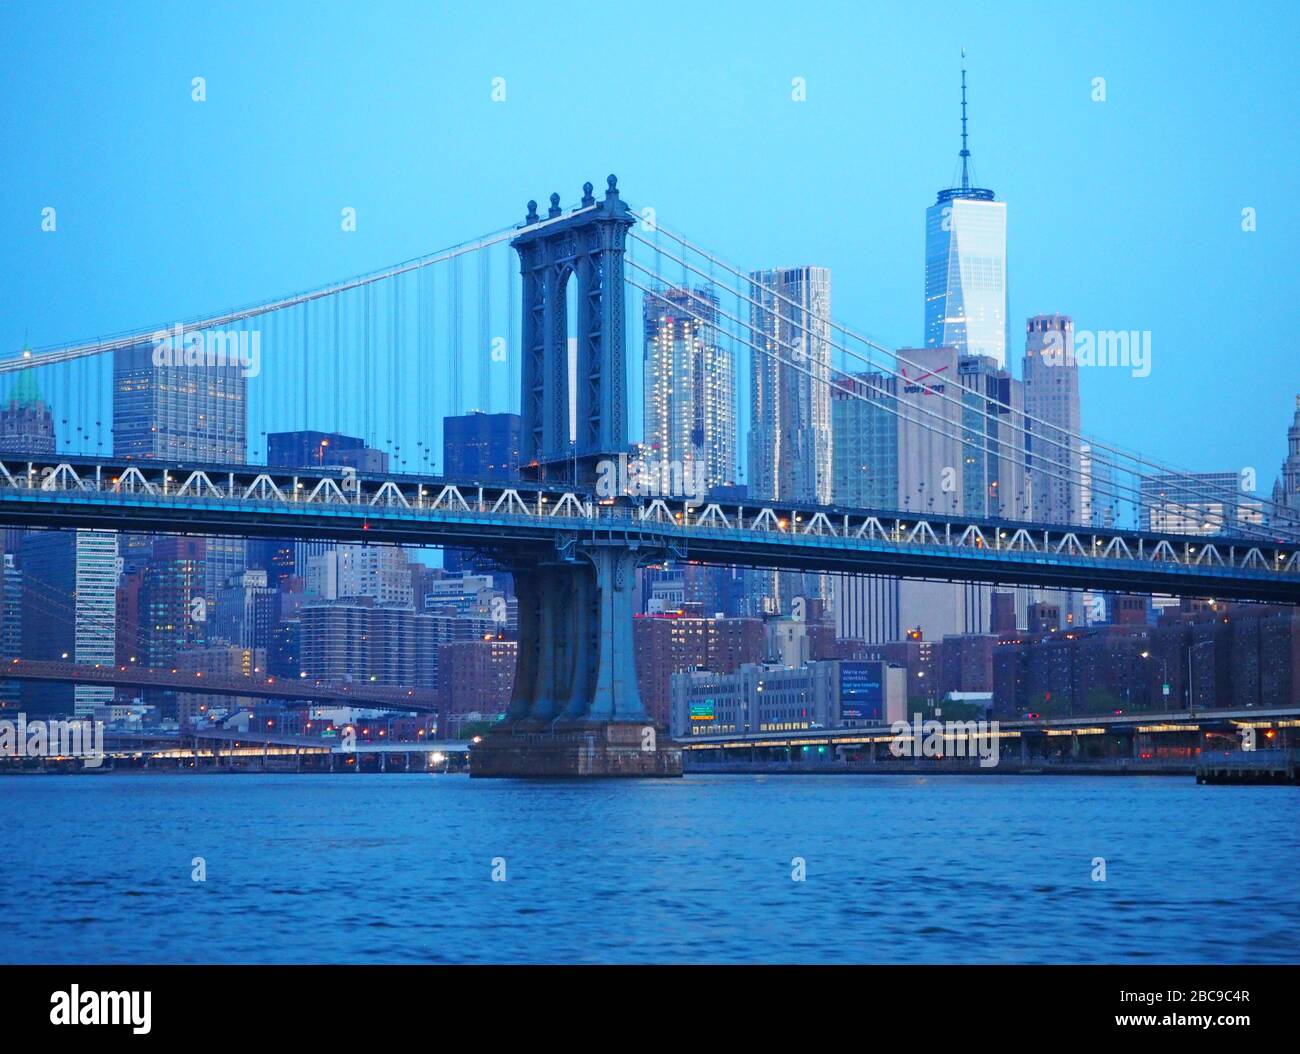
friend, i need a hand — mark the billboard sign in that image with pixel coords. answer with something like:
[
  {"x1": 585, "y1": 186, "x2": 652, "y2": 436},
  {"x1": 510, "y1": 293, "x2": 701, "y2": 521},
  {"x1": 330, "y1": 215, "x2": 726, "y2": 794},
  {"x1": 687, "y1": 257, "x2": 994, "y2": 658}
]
[{"x1": 840, "y1": 661, "x2": 884, "y2": 722}]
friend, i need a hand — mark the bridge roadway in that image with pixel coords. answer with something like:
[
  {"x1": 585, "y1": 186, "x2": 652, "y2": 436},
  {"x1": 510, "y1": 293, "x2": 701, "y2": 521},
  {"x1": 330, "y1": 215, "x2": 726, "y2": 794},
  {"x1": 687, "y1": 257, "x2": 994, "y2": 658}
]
[
  {"x1": 0, "y1": 453, "x2": 1296, "y2": 602},
  {"x1": 0, "y1": 658, "x2": 438, "y2": 711},
  {"x1": 98, "y1": 729, "x2": 467, "y2": 753},
  {"x1": 678, "y1": 706, "x2": 1300, "y2": 753}
]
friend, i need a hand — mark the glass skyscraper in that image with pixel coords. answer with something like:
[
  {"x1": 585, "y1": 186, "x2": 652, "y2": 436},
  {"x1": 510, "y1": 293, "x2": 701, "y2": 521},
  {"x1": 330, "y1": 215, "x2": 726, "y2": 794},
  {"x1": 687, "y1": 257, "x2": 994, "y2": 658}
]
[{"x1": 923, "y1": 66, "x2": 1008, "y2": 367}]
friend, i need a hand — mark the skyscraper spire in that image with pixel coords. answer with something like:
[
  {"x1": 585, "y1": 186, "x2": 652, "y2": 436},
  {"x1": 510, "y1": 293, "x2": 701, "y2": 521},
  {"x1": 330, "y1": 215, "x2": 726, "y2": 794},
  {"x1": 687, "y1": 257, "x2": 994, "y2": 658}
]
[{"x1": 959, "y1": 47, "x2": 970, "y2": 192}]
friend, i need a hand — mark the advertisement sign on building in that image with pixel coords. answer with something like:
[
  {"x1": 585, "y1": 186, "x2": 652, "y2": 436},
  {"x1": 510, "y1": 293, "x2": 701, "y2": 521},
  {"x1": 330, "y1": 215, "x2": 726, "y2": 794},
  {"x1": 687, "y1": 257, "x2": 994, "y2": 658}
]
[{"x1": 840, "y1": 661, "x2": 884, "y2": 722}]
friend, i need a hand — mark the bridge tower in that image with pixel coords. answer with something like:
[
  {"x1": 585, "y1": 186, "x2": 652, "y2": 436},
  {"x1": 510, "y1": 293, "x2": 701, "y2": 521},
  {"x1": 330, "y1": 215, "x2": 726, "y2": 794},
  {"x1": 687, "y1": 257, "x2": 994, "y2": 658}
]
[
  {"x1": 512, "y1": 175, "x2": 634, "y2": 485},
  {"x1": 471, "y1": 177, "x2": 682, "y2": 778}
]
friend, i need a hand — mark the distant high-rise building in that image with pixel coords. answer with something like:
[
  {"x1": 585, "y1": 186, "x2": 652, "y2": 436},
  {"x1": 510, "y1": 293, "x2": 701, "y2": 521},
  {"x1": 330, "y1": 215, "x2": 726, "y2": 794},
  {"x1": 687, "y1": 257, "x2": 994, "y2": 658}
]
[
  {"x1": 1079, "y1": 444, "x2": 1117, "y2": 529},
  {"x1": 910, "y1": 61, "x2": 1010, "y2": 636},
  {"x1": 831, "y1": 371, "x2": 899, "y2": 509},
  {"x1": 642, "y1": 286, "x2": 736, "y2": 490},
  {"x1": 748, "y1": 266, "x2": 832, "y2": 613},
  {"x1": 212, "y1": 569, "x2": 278, "y2": 652},
  {"x1": 113, "y1": 339, "x2": 246, "y2": 463},
  {"x1": 990, "y1": 591, "x2": 1018, "y2": 635},
  {"x1": 957, "y1": 353, "x2": 1026, "y2": 521},
  {"x1": 747, "y1": 267, "x2": 832, "y2": 505},
  {"x1": 1022, "y1": 315, "x2": 1082, "y2": 525},
  {"x1": 0, "y1": 354, "x2": 58, "y2": 555},
  {"x1": 267, "y1": 430, "x2": 389, "y2": 473},
  {"x1": 828, "y1": 348, "x2": 981, "y2": 643},
  {"x1": 924, "y1": 63, "x2": 1007, "y2": 365},
  {"x1": 830, "y1": 371, "x2": 901, "y2": 643},
  {"x1": 0, "y1": 353, "x2": 56, "y2": 455},
  {"x1": 1271, "y1": 395, "x2": 1300, "y2": 531},
  {"x1": 140, "y1": 536, "x2": 207, "y2": 669},
  {"x1": 20, "y1": 530, "x2": 118, "y2": 716},
  {"x1": 114, "y1": 339, "x2": 247, "y2": 602},
  {"x1": 261, "y1": 431, "x2": 388, "y2": 584},
  {"x1": 304, "y1": 544, "x2": 414, "y2": 606},
  {"x1": 0, "y1": 553, "x2": 22, "y2": 708},
  {"x1": 1139, "y1": 472, "x2": 1256, "y2": 535},
  {"x1": 443, "y1": 411, "x2": 521, "y2": 481},
  {"x1": 443, "y1": 411, "x2": 521, "y2": 574}
]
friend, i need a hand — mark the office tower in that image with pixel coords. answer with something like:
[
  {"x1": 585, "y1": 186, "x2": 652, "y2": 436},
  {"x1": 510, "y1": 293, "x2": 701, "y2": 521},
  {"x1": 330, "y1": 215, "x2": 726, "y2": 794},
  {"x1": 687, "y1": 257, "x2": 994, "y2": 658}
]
[
  {"x1": 0, "y1": 354, "x2": 56, "y2": 455},
  {"x1": 924, "y1": 63, "x2": 1008, "y2": 366},
  {"x1": 894, "y1": 65, "x2": 1011, "y2": 641},
  {"x1": 643, "y1": 287, "x2": 737, "y2": 490},
  {"x1": 831, "y1": 371, "x2": 899, "y2": 508},
  {"x1": 114, "y1": 339, "x2": 248, "y2": 602},
  {"x1": 266, "y1": 430, "x2": 389, "y2": 473},
  {"x1": 1022, "y1": 315, "x2": 1082, "y2": 524},
  {"x1": 641, "y1": 288, "x2": 739, "y2": 618},
  {"x1": 748, "y1": 266, "x2": 832, "y2": 613},
  {"x1": 1139, "y1": 472, "x2": 1252, "y2": 534},
  {"x1": 140, "y1": 537, "x2": 207, "y2": 668},
  {"x1": 442, "y1": 411, "x2": 521, "y2": 573},
  {"x1": 895, "y1": 346, "x2": 965, "y2": 515},
  {"x1": 1271, "y1": 395, "x2": 1300, "y2": 530},
  {"x1": 20, "y1": 530, "x2": 118, "y2": 716},
  {"x1": 113, "y1": 339, "x2": 246, "y2": 462}
]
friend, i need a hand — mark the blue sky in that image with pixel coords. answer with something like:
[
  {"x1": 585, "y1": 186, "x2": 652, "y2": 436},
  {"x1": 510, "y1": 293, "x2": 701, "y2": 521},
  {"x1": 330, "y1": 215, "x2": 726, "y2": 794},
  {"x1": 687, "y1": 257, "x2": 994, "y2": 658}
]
[{"x1": 1, "y1": 0, "x2": 1297, "y2": 488}]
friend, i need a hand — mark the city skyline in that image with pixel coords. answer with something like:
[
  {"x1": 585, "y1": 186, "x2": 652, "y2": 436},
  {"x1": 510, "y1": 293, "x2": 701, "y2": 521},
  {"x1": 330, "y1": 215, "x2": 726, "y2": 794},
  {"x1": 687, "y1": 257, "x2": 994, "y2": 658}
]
[
  {"x1": 2, "y1": 3, "x2": 1298, "y2": 986},
  {"x1": 2, "y1": 2, "x2": 1296, "y2": 490}
]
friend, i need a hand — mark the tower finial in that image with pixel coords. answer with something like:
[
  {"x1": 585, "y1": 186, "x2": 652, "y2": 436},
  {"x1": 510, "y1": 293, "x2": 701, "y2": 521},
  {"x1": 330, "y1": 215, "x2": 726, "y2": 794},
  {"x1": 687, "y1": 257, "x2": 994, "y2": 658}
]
[{"x1": 959, "y1": 47, "x2": 971, "y2": 192}]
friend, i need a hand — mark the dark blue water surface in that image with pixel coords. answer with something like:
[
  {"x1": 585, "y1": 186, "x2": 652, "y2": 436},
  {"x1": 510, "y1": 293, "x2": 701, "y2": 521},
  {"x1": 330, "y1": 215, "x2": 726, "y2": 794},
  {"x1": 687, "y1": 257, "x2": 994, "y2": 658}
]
[{"x1": 2, "y1": 773, "x2": 1296, "y2": 964}]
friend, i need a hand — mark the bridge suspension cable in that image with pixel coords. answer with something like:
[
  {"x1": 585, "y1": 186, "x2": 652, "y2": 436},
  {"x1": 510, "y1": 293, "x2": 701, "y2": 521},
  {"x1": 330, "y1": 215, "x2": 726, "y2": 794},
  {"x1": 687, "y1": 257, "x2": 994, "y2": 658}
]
[
  {"x1": 0, "y1": 205, "x2": 597, "y2": 375},
  {"x1": 625, "y1": 222, "x2": 1297, "y2": 540}
]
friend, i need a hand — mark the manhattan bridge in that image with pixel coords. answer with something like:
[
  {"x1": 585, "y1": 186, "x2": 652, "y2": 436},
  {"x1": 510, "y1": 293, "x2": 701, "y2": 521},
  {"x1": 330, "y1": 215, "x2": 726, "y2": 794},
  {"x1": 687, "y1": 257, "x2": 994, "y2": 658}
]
[{"x1": 2, "y1": 177, "x2": 1296, "y2": 774}]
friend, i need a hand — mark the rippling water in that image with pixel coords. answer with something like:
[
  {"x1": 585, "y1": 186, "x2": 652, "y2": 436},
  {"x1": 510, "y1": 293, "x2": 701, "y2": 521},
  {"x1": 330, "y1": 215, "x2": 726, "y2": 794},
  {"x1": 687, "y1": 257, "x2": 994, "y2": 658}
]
[{"x1": 2, "y1": 773, "x2": 1296, "y2": 964}]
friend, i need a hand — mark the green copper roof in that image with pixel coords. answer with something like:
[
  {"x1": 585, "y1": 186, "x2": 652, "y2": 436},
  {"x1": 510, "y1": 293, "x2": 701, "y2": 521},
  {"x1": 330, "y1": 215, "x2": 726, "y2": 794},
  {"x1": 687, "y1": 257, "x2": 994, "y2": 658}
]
[{"x1": 7, "y1": 345, "x2": 44, "y2": 408}]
